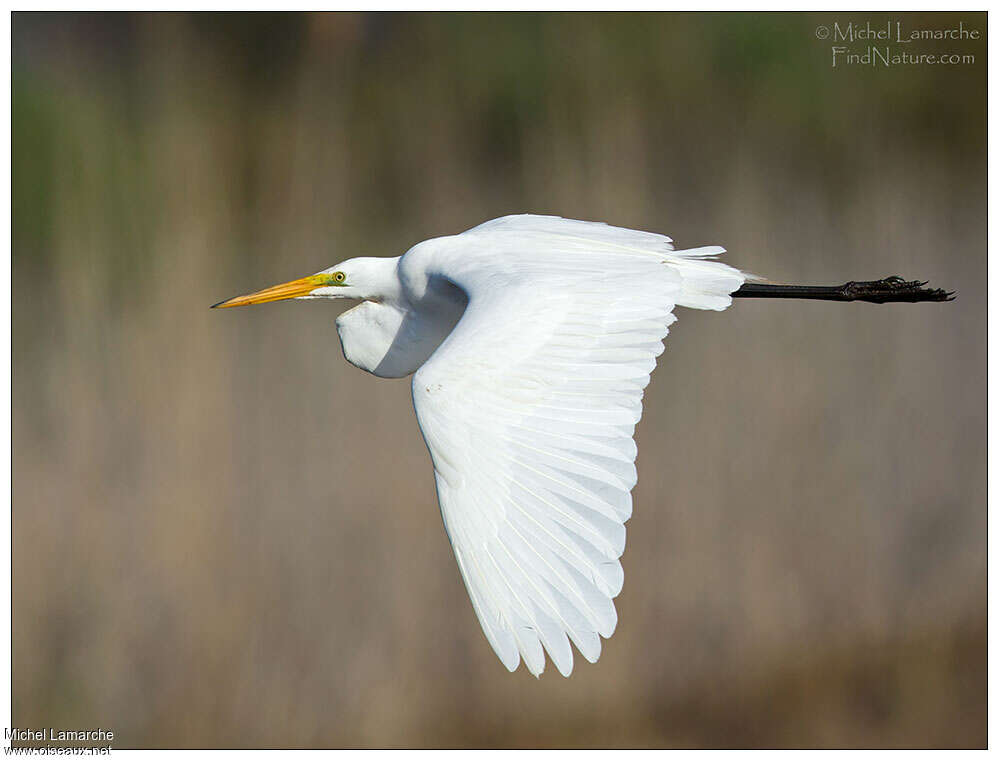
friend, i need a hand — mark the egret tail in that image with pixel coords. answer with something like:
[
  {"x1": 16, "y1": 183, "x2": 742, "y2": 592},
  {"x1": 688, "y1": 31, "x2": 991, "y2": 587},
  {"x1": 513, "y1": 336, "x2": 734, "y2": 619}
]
[{"x1": 732, "y1": 276, "x2": 954, "y2": 304}]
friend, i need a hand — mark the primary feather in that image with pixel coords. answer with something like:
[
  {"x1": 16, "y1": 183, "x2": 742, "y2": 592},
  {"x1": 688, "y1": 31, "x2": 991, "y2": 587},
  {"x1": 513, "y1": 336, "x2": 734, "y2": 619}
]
[{"x1": 401, "y1": 215, "x2": 745, "y2": 676}]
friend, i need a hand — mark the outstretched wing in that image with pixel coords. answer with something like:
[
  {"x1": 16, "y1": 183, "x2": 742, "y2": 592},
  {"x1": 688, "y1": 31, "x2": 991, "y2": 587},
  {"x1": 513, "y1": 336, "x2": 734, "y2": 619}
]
[{"x1": 411, "y1": 215, "x2": 744, "y2": 676}]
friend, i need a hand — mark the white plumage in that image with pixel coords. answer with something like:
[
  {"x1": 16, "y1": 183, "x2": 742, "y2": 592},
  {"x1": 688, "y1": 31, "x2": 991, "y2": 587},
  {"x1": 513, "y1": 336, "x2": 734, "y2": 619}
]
[
  {"x1": 407, "y1": 216, "x2": 743, "y2": 676},
  {"x1": 214, "y1": 214, "x2": 748, "y2": 676}
]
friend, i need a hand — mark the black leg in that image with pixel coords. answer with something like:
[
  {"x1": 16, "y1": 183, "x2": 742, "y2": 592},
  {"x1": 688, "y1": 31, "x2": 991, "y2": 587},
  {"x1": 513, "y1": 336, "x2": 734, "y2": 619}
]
[{"x1": 732, "y1": 276, "x2": 954, "y2": 304}]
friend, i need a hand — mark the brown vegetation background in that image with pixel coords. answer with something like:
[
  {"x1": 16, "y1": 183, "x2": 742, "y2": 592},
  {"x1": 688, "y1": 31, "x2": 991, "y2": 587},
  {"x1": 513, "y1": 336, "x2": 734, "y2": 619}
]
[{"x1": 13, "y1": 12, "x2": 986, "y2": 748}]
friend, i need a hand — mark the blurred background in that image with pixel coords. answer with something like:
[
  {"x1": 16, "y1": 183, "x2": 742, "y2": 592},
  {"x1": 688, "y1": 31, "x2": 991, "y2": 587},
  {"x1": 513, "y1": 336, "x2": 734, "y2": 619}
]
[{"x1": 13, "y1": 12, "x2": 985, "y2": 748}]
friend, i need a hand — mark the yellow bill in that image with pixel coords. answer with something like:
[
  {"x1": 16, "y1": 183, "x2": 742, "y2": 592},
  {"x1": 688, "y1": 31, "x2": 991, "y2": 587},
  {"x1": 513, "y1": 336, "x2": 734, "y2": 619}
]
[{"x1": 211, "y1": 274, "x2": 334, "y2": 309}]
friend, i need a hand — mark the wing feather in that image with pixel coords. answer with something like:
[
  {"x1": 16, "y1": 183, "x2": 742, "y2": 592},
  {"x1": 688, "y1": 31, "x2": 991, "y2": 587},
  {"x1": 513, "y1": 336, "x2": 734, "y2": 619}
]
[{"x1": 411, "y1": 215, "x2": 744, "y2": 675}]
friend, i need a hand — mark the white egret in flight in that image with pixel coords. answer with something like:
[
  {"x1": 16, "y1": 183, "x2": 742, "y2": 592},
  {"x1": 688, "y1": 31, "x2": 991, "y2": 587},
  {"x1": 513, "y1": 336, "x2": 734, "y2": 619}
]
[{"x1": 213, "y1": 215, "x2": 951, "y2": 677}]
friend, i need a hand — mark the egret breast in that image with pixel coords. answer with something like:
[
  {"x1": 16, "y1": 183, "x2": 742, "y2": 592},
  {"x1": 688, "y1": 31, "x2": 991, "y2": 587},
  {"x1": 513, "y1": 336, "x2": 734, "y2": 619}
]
[{"x1": 335, "y1": 297, "x2": 465, "y2": 378}]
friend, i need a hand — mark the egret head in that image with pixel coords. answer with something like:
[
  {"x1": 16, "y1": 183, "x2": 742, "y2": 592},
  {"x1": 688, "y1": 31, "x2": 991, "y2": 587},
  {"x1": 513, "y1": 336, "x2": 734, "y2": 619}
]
[{"x1": 211, "y1": 257, "x2": 399, "y2": 308}]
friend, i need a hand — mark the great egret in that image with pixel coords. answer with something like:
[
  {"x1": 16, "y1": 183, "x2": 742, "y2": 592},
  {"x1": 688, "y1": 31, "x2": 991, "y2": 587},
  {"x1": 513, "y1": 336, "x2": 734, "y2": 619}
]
[{"x1": 212, "y1": 214, "x2": 951, "y2": 677}]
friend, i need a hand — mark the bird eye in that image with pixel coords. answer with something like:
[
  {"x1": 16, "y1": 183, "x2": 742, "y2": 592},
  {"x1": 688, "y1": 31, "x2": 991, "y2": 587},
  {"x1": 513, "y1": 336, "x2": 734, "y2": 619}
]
[{"x1": 333, "y1": 272, "x2": 346, "y2": 284}]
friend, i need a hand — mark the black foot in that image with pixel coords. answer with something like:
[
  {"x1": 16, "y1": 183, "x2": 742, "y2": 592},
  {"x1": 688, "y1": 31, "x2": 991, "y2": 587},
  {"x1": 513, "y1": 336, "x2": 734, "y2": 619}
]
[{"x1": 841, "y1": 276, "x2": 955, "y2": 304}]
